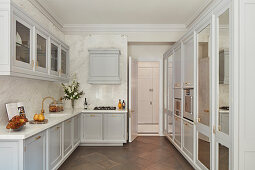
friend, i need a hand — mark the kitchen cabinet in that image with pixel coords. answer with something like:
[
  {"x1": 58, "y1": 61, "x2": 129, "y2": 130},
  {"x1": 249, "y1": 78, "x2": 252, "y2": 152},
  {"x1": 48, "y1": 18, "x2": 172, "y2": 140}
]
[
  {"x1": 88, "y1": 49, "x2": 121, "y2": 84},
  {"x1": 219, "y1": 111, "x2": 229, "y2": 134},
  {"x1": 48, "y1": 123, "x2": 62, "y2": 170},
  {"x1": 219, "y1": 49, "x2": 229, "y2": 84},
  {"x1": 0, "y1": 142, "x2": 19, "y2": 170},
  {"x1": 63, "y1": 119, "x2": 72, "y2": 157},
  {"x1": 183, "y1": 35, "x2": 194, "y2": 88},
  {"x1": 24, "y1": 132, "x2": 46, "y2": 170},
  {"x1": 0, "y1": 2, "x2": 69, "y2": 82},
  {"x1": 183, "y1": 120, "x2": 193, "y2": 159},
  {"x1": 73, "y1": 115, "x2": 80, "y2": 146},
  {"x1": 174, "y1": 116, "x2": 181, "y2": 147},
  {"x1": 173, "y1": 45, "x2": 182, "y2": 88},
  {"x1": 81, "y1": 111, "x2": 127, "y2": 145},
  {"x1": 83, "y1": 114, "x2": 103, "y2": 141},
  {"x1": 104, "y1": 114, "x2": 125, "y2": 140}
]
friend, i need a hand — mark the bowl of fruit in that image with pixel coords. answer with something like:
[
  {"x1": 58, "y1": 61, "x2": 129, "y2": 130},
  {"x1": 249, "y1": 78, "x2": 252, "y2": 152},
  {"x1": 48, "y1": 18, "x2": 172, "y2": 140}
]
[{"x1": 6, "y1": 114, "x2": 28, "y2": 131}]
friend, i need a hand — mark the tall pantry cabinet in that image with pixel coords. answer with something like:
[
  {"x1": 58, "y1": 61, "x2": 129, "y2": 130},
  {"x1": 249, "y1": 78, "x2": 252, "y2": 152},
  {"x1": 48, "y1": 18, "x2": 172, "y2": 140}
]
[{"x1": 163, "y1": 0, "x2": 255, "y2": 170}]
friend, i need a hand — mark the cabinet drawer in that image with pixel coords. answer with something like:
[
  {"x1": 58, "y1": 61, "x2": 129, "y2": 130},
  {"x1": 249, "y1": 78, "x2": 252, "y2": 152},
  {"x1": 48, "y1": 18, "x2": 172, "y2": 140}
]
[
  {"x1": 83, "y1": 114, "x2": 103, "y2": 141},
  {"x1": 183, "y1": 120, "x2": 194, "y2": 159}
]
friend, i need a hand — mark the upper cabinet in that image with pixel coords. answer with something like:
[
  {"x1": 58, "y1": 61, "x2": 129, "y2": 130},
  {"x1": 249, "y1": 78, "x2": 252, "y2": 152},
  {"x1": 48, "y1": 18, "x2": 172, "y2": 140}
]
[
  {"x1": 183, "y1": 35, "x2": 194, "y2": 88},
  {"x1": 0, "y1": 3, "x2": 69, "y2": 82},
  {"x1": 88, "y1": 49, "x2": 121, "y2": 84}
]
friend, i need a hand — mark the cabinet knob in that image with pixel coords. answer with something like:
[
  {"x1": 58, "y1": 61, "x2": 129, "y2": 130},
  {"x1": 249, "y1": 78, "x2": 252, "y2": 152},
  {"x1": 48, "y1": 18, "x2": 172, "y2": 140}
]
[
  {"x1": 197, "y1": 117, "x2": 201, "y2": 122},
  {"x1": 56, "y1": 126, "x2": 60, "y2": 130}
]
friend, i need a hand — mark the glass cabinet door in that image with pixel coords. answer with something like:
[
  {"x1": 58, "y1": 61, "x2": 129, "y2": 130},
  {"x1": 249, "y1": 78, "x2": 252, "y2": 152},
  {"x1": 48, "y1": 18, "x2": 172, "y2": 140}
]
[
  {"x1": 51, "y1": 42, "x2": 59, "y2": 74},
  {"x1": 36, "y1": 33, "x2": 47, "y2": 72},
  {"x1": 15, "y1": 20, "x2": 32, "y2": 67},
  {"x1": 61, "y1": 49, "x2": 67, "y2": 75}
]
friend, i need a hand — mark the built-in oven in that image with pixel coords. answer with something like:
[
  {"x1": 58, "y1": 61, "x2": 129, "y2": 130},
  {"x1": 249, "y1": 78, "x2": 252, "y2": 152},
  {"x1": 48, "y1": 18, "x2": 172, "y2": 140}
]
[
  {"x1": 174, "y1": 89, "x2": 182, "y2": 117},
  {"x1": 183, "y1": 88, "x2": 193, "y2": 121}
]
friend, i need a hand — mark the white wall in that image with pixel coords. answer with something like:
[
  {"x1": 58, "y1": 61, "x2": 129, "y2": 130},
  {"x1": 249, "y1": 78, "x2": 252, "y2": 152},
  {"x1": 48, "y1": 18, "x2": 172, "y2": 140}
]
[
  {"x1": 128, "y1": 42, "x2": 172, "y2": 60},
  {"x1": 0, "y1": 0, "x2": 65, "y2": 124},
  {"x1": 65, "y1": 34, "x2": 128, "y2": 108}
]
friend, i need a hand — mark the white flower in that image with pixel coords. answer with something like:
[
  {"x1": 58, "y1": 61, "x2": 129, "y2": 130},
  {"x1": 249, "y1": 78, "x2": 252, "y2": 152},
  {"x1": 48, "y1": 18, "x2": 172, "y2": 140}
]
[{"x1": 74, "y1": 92, "x2": 78, "y2": 95}]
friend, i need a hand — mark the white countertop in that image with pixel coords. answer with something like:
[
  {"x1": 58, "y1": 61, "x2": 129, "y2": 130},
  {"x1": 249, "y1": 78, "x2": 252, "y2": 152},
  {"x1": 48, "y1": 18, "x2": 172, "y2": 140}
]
[
  {"x1": 81, "y1": 109, "x2": 128, "y2": 113},
  {"x1": 0, "y1": 109, "x2": 82, "y2": 140}
]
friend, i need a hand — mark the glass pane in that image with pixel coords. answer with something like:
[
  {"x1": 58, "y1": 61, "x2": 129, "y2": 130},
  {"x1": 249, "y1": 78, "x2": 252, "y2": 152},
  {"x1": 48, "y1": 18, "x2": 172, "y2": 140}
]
[
  {"x1": 51, "y1": 43, "x2": 58, "y2": 72},
  {"x1": 37, "y1": 34, "x2": 47, "y2": 68},
  {"x1": 198, "y1": 24, "x2": 211, "y2": 126},
  {"x1": 218, "y1": 143, "x2": 229, "y2": 170},
  {"x1": 16, "y1": 21, "x2": 30, "y2": 64},
  {"x1": 218, "y1": 10, "x2": 230, "y2": 135},
  {"x1": 198, "y1": 132, "x2": 210, "y2": 169},
  {"x1": 61, "y1": 50, "x2": 67, "y2": 74},
  {"x1": 168, "y1": 113, "x2": 173, "y2": 138}
]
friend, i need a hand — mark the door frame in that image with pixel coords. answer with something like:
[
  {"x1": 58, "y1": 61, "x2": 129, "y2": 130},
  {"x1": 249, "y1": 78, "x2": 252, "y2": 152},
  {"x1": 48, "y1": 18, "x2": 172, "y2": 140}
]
[{"x1": 136, "y1": 58, "x2": 164, "y2": 136}]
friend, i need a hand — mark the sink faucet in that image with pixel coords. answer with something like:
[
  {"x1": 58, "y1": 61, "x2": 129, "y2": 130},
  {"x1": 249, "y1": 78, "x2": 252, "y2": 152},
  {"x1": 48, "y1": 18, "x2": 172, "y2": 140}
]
[{"x1": 41, "y1": 96, "x2": 56, "y2": 114}]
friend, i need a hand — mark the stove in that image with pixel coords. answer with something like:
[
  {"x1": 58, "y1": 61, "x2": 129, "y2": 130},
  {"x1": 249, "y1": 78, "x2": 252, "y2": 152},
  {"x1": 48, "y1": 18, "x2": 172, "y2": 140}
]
[
  {"x1": 94, "y1": 106, "x2": 116, "y2": 110},
  {"x1": 219, "y1": 106, "x2": 229, "y2": 110}
]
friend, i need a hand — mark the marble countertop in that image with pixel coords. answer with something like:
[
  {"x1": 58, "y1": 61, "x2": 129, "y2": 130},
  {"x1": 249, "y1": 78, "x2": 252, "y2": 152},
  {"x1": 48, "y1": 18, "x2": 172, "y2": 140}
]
[
  {"x1": 81, "y1": 109, "x2": 128, "y2": 113},
  {"x1": 0, "y1": 109, "x2": 82, "y2": 140}
]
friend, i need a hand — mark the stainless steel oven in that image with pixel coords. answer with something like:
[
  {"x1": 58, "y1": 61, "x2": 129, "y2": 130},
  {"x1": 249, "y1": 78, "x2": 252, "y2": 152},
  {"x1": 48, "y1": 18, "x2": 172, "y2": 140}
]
[
  {"x1": 183, "y1": 88, "x2": 193, "y2": 121},
  {"x1": 174, "y1": 89, "x2": 182, "y2": 117}
]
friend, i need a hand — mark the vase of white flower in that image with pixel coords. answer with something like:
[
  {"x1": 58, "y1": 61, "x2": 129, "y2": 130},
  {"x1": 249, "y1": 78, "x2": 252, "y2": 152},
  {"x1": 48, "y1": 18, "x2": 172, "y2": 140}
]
[{"x1": 62, "y1": 79, "x2": 84, "y2": 109}]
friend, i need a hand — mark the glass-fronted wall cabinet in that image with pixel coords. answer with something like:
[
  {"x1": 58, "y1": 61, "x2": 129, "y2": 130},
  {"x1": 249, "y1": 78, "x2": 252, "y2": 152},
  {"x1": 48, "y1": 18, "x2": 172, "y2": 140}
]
[
  {"x1": 0, "y1": 3, "x2": 69, "y2": 82},
  {"x1": 14, "y1": 17, "x2": 33, "y2": 70}
]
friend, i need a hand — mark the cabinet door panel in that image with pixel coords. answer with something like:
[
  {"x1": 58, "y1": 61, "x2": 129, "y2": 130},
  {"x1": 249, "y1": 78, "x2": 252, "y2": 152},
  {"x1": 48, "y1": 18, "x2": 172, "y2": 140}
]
[
  {"x1": 174, "y1": 116, "x2": 181, "y2": 147},
  {"x1": 0, "y1": 142, "x2": 19, "y2": 170},
  {"x1": 64, "y1": 119, "x2": 72, "y2": 156},
  {"x1": 174, "y1": 47, "x2": 181, "y2": 87},
  {"x1": 48, "y1": 124, "x2": 62, "y2": 169},
  {"x1": 183, "y1": 120, "x2": 194, "y2": 159},
  {"x1": 73, "y1": 115, "x2": 80, "y2": 145},
  {"x1": 104, "y1": 114, "x2": 125, "y2": 140},
  {"x1": 25, "y1": 132, "x2": 46, "y2": 170},
  {"x1": 183, "y1": 36, "x2": 194, "y2": 87},
  {"x1": 83, "y1": 114, "x2": 102, "y2": 140}
]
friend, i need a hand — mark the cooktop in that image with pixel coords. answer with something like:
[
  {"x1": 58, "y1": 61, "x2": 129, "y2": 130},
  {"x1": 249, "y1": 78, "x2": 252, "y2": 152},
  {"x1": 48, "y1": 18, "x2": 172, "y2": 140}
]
[{"x1": 94, "y1": 106, "x2": 116, "y2": 110}]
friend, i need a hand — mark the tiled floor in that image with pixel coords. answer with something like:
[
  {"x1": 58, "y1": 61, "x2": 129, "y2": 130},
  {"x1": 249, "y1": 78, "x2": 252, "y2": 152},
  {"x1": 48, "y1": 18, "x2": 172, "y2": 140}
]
[{"x1": 59, "y1": 137, "x2": 194, "y2": 170}]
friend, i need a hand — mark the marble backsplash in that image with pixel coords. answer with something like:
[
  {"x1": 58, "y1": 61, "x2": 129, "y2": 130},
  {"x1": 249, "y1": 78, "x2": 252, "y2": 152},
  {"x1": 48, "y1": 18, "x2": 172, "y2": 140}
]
[
  {"x1": 65, "y1": 34, "x2": 128, "y2": 109},
  {"x1": 0, "y1": 76, "x2": 64, "y2": 124}
]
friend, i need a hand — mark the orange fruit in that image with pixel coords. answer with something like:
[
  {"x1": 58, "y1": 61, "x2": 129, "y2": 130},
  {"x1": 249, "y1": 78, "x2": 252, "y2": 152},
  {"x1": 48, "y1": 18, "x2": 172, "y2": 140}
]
[{"x1": 33, "y1": 114, "x2": 39, "y2": 121}]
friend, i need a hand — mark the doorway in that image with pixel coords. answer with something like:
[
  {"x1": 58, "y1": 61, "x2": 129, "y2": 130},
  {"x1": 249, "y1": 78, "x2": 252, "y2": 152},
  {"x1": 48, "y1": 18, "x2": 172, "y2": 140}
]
[{"x1": 137, "y1": 62, "x2": 160, "y2": 134}]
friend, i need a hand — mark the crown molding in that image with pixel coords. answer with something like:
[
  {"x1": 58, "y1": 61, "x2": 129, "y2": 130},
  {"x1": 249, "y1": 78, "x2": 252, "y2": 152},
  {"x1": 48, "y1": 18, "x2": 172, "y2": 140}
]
[
  {"x1": 185, "y1": 0, "x2": 213, "y2": 28},
  {"x1": 62, "y1": 24, "x2": 187, "y2": 34},
  {"x1": 27, "y1": 0, "x2": 63, "y2": 30}
]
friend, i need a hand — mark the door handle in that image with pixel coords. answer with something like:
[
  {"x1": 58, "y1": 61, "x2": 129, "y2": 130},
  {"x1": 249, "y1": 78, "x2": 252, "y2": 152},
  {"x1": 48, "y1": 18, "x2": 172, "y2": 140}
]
[
  {"x1": 150, "y1": 101, "x2": 152, "y2": 105},
  {"x1": 149, "y1": 89, "x2": 153, "y2": 92}
]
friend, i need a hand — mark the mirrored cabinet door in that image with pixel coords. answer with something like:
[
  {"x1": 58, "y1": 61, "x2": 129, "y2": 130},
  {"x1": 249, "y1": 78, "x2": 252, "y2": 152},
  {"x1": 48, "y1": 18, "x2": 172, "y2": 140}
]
[
  {"x1": 15, "y1": 19, "x2": 32, "y2": 69},
  {"x1": 50, "y1": 42, "x2": 59, "y2": 75},
  {"x1": 36, "y1": 33, "x2": 47, "y2": 73}
]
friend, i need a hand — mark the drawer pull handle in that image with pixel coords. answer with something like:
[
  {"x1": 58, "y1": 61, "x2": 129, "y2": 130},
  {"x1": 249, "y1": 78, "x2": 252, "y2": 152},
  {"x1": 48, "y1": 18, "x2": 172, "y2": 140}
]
[
  {"x1": 35, "y1": 136, "x2": 41, "y2": 140},
  {"x1": 56, "y1": 126, "x2": 60, "y2": 129},
  {"x1": 90, "y1": 115, "x2": 95, "y2": 117},
  {"x1": 184, "y1": 123, "x2": 188, "y2": 126}
]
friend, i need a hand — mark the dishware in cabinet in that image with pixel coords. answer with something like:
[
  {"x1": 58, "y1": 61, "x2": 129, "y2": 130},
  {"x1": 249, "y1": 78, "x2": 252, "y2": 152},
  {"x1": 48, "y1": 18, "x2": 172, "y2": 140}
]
[
  {"x1": 13, "y1": 14, "x2": 34, "y2": 72},
  {"x1": 24, "y1": 131, "x2": 46, "y2": 170},
  {"x1": 183, "y1": 120, "x2": 194, "y2": 159},
  {"x1": 60, "y1": 45, "x2": 69, "y2": 79},
  {"x1": 183, "y1": 35, "x2": 194, "y2": 88},
  {"x1": 34, "y1": 28, "x2": 48, "y2": 74},
  {"x1": 174, "y1": 115, "x2": 181, "y2": 147},
  {"x1": 48, "y1": 123, "x2": 62, "y2": 170},
  {"x1": 49, "y1": 38, "x2": 60, "y2": 77},
  {"x1": 63, "y1": 119, "x2": 72, "y2": 157}
]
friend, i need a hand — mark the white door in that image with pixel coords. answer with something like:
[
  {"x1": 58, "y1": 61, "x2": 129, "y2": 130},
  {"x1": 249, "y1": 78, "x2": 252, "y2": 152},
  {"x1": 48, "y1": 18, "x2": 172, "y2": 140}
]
[
  {"x1": 73, "y1": 115, "x2": 80, "y2": 145},
  {"x1": 83, "y1": 113, "x2": 103, "y2": 141},
  {"x1": 63, "y1": 119, "x2": 72, "y2": 156},
  {"x1": 129, "y1": 56, "x2": 138, "y2": 142}
]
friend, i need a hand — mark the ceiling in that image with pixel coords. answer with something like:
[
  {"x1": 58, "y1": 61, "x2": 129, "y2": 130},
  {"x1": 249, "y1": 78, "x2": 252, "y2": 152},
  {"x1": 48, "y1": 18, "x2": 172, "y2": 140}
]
[{"x1": 35, "y1": 0, "x2": 210, "y2": 26}]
